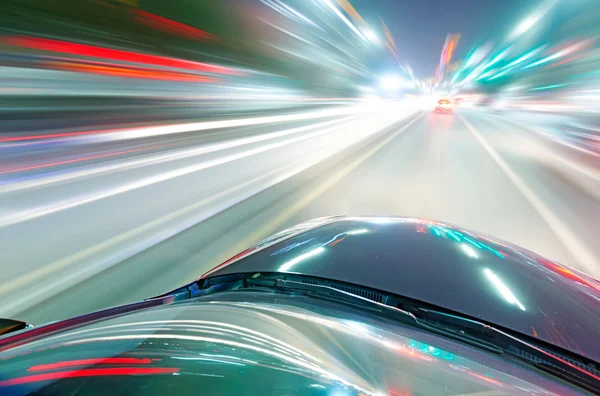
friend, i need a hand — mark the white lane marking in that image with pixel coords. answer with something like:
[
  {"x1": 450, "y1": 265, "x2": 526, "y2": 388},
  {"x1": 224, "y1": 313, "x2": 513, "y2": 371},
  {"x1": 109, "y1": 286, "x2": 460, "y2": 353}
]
[
  {"x1": 0, "y1": 116, "x2": 358, "y2": 194},
  {"x1": 461, "y1": 116, "x2": 600, "y2": 278},
  {"x1": 471, "y1": 111, "x2": 600, "y2": 182}
]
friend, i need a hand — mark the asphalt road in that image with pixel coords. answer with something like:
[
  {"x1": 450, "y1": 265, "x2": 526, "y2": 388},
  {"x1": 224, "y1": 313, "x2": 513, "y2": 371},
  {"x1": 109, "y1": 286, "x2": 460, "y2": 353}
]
[{"x1": 2, "y1": 103, "x2": 600, "y2": 324}]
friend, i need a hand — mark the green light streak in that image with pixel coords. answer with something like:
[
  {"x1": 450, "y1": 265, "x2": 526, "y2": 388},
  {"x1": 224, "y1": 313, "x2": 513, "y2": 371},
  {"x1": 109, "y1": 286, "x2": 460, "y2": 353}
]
[
  {"x1": 530, "y1": 83, "x2": 568, "y2": 91},
  {"x1": 487, "y1": 68, "x2": 511, "y2": 81},
  {"x1": 482, "y1": 47, "x2": 510, "y2": 70},
  {"x1": 464, "y1": 237, "x2": 482, "y2": 248},
  {"x1": 501, "y1": 46, "x2": 544, "y2": 70},
  {"x1": 451, "y1": 71, "x2": 460, "y2": 84},
  {"x1": 463, "y1": 47, "x2": 480, "y2": 68},
  {"x1": 444, "y1": 229, "x2": 462, "y2": 242},
  {"x1": 523, "y1": 51, "x2": 561, "y2": 69},
  {"x1": 476, "y1": 70, "x2": 496, "y2": 81}
]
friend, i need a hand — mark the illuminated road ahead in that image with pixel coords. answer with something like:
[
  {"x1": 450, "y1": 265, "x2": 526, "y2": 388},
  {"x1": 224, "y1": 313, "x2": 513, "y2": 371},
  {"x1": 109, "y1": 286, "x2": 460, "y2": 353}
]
[{"x1": 2, "y1": 103, "x2": 600, "y2": 323}]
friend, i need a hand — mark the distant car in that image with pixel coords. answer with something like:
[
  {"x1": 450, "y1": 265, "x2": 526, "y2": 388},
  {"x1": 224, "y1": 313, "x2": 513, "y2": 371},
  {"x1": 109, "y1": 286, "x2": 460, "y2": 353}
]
[
  {"x1": 435, "y1": 98, "x2": 453, "y2": 113},
  {"x1": 1, "y1": 216, "x2": 600, "y2": 395}
]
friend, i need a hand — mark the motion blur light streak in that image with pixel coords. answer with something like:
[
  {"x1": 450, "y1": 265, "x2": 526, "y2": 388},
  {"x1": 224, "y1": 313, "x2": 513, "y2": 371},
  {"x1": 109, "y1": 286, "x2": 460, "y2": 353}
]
[
  {"x1": 0, "y1": 117, "x2": 355, "y2": 194},
  {"x1": 44, "y1": 60, "x2": 218, "y2": 83},
  {"x1": 346, "y1": 228, "x2": 368, "y2": 235},
  {"x1": 0, "y1": 117, "x2": 361, "y2": 227},
  {"x1": 2, "y1": 36, "x2": 241, "y2": 76},
  {"x1": 0, "y1": 367, "x2": 180, "y2": 387},
  {"x1": 461, "y1": 244, "x2": 478, "y2": 259},
  {"x1": 321, "y1": 0, "x2": 365, "y2": 41},
  {"x1": 28, "y1": 358, "x2": 153, "y2": 372},
  {"x1": 511, "y1": 16, "x2": 539, "y2": 39},
  {"x1": 0, "y1": 147, "x2": 154, "y2": 175},
  {"x1": 133, "y1": 10, "x2": 216, "y2": 41},
  {"x1": 61, "y1": 333, "x2": 373, "y2": 394},
  {"x1": 279, "y1": 246, "x2": 326, "y2": 272},
  {"x1": 484, "y1": 269, "x2": 526, "y2": 311},
  {"x1": 0, "y1": 106, "x2": 360, "y2": 143}
]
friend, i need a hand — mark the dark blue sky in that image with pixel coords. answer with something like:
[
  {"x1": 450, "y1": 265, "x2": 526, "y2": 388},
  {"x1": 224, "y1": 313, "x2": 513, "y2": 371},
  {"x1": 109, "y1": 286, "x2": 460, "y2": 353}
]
[{"x1": 354, "y1": 0, "x2": 542, "y2": 78}]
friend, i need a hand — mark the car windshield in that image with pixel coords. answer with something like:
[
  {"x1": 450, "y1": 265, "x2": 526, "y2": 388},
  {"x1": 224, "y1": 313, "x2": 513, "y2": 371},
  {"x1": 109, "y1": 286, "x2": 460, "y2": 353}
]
[{"x1": 1, "y1": 0, "x2": 600, "y2": 393}]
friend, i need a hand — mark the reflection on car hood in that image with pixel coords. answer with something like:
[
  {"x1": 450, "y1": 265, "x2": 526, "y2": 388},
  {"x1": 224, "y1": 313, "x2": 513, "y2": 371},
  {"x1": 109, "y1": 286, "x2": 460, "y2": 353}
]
[
  {"x1": 205, "y1": 217, "x2": 600, "y2": 364},
  {"x1": 0, "y1": 293, "x2": 585, "y2": 395}
]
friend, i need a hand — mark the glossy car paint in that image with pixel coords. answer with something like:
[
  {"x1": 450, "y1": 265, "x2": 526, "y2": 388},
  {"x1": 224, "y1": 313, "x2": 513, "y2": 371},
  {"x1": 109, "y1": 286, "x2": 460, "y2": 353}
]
[
  {"x1": 0, "y1": 293, "x2": 589, "y2": 395},
  {"x1": 204, "y1": 217, "x2": 600, "y2": 364}
]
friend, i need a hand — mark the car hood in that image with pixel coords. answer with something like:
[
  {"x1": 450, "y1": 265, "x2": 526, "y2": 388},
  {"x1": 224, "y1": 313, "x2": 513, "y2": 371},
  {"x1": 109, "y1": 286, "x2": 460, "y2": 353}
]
[
  {"x1": 0, "y1": 293, "x2": 585, "y2": 395},
  {"x1": 204, "y1": 216, "x2": 600, "y2": 364}
]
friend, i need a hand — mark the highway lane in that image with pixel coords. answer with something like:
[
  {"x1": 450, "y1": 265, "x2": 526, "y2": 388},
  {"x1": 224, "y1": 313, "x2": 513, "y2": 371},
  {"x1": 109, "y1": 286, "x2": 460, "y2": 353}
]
[{"x1": 3, "y1": 105, "x2": 600, "y2": 324}]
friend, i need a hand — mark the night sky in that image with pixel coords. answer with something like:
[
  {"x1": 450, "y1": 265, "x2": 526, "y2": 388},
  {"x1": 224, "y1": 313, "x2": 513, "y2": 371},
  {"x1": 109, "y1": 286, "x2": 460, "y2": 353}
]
[{"x1": 354, "y1": 0, "x2": 543, "y2": 78}]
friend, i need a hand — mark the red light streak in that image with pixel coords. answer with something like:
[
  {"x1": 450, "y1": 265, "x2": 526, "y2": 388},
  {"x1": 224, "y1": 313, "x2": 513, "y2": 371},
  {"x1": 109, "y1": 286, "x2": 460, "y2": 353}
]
[
  {"x1": 29, "y1": 357, "x2": 153, "y2": 372},
  {"x1": 0, "y1": 147, "x2": 153, "y2": 174},
  {"x1": 2, "y1": 36, "x2": 242, "y2": 76},
  {"x1": 134, "y1": 10, "x2": 215, "y2": 41},
  {"x1": 467, "y1": 372, "x2": 503, "y2": 386},
  {"x1": 45, "y1": 60, "x2": 218, "y2": 83},
  {"x1": 202, "y1": 246, "x2": 257, "y2": 278},
  {"x1": 0, "y1": 126, "x2": 133, "y2": 143},
  {"x1": 0, "y1": 367, "x2": 179, "y2": 386},
  {"x1": 543, "y1": 260, "x2": 600, "y2": 293},
  {"x1": 328, "y1": 237, "x2": 345, "y2": 247},
  {"x1": 530, "y1": 325, "x2": 538, "y2": 337}
]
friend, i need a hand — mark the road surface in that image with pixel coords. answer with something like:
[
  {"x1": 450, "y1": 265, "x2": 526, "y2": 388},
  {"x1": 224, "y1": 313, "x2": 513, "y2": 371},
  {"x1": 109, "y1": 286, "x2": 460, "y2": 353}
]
[{"x1": 2, "y1": 102, "x2": 600, "y2": 324}]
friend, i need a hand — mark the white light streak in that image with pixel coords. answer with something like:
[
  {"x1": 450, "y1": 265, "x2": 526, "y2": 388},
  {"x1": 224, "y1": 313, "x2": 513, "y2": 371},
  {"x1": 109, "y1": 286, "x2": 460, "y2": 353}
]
[
  {"x1": 347, "y1": 229, "x2": 369, "y2": 235},
  {"x1": 0, "y1": 117, "x2": 355, "y2": 194},
  {"x1": 279, "y1": 246, "x2": 325, "y2": 272},
  {"x1": 484, "y1": 268, "x2": 526, "y2": 311},
  {"x1": 63, "y1": 333, "x2": 373, "y2": 395},
  {"x1": 321, "y1": 0, "x2": 366, "y2": 40},
  {"x1": 461, "y1": 244, "x2": 479, "y2": 259},
  {"x1": 363, "y1": 29, "x2": 380, "y2": 45},
  {"x1": 0, "y1": 120, "x2": 357, "y2": 228},
  {"x1": 512, "y1": 16, "x2": 538, "y2": 38}
]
